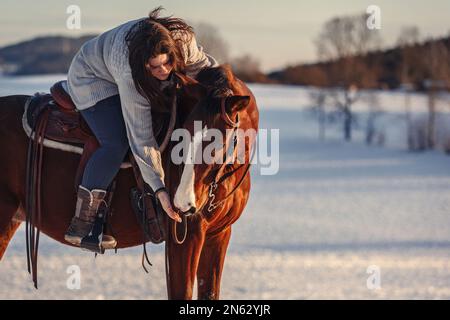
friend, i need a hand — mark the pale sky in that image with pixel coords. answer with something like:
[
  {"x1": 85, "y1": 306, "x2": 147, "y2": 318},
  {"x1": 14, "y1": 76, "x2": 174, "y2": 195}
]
[{"x1": 1, "y1": 0, "x2": 449, "y2": 71}]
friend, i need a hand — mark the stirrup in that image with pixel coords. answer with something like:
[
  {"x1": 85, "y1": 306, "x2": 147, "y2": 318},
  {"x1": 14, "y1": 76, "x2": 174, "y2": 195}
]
[
  {"x1": 79, "y1": 235, "x2": 117, "y2": 254},
  {"x1": 79, "y1": 213, "x2": 117, "y2": 253}
]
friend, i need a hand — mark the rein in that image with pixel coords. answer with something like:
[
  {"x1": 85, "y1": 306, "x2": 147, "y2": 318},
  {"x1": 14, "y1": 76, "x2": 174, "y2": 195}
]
[
  {"x1": 25, "y1": 103, "x2": 51, "y2": 289},
  {"x1": 207, "y1": 163, "x2": 251, "y2": 213},
  {"x1": 206, "y1": 98, "x2": 253, "y2": 213}
]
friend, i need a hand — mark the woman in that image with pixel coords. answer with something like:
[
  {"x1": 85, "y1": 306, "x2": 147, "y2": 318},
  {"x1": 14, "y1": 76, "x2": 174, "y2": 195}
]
[{"x1": 64, "y1": 7, "x2": 218, "y2": 249}]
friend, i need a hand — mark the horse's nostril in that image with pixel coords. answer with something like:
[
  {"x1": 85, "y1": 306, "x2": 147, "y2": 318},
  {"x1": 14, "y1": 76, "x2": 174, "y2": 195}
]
[{"x1": 188, "y1": 206, "x2": 196, "y2": 214}]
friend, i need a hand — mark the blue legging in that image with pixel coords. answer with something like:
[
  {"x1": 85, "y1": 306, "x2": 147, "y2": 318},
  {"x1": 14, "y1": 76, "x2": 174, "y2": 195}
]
[{"x1": 80, "y1": 95, "x2": 129, "y2": 190}]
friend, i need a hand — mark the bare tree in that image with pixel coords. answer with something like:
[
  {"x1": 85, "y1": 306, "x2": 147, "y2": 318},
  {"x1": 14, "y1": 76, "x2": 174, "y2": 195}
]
[
  {"x1": 230, "y1": 54, "x2": 267, "y2": 83},
  {"x1": 397, "y1": 26, "x2": 421, "y2": 149},
  {"x1": 362, "y1": 92, "x2": 382, "y2": 145},
  {"x1": 231, "y1": 54, "x2": 260, "y2": 74},
  {"x1": 193, "y1": 22, "x2": 229, "y2": 63},
  {"x1": 328, "y1": 85, "x2": 360, "y2": 141},
  {"x1": 309, "y1": 89, "x2": 328, "y2": 141},
  {"x1": 397, "y1": 26, "x2": 420, "y2": 48},
  {"x1": 397, "y1": 26, "x2": 421, "y2": 85},
  {"x1": 423, "y1": 40, "x2": 450, "y2": 148},
  {"x1": 315, "y1": 13, "x2": 381, "y2": 141},
  {"x1": 316, "y1": 14, "x2": 381, "y2": 60},
  {"x1": 424, "y1": 40, "x2": 450, "y2": 85}
]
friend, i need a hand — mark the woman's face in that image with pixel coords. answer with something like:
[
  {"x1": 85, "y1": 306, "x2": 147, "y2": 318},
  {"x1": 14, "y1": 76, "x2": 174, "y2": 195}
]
[{"x1": 147, "y1": 54, "x2": 173, "y2": 81}]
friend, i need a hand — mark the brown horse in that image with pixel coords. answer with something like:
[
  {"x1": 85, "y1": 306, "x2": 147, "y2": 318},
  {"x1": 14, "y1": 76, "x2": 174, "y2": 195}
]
[{"x1": 0, "y1": 65, "x2": 259, "y2": 299}]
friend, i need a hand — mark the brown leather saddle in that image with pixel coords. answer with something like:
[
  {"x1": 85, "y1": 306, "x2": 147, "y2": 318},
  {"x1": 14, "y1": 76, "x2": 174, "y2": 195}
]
[{"x1": 24, "y1": 80, "x2": 166, "y2": 245}]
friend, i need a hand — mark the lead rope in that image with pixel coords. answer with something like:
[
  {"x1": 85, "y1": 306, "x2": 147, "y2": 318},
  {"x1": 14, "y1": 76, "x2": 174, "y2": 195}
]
[
  {"x1": 172, "y1": 213, "x2": 188, "y2": 244},
  {"x1": 172, "y1": 149, "x2": 189, "y2": 245},
  {"x1": 164, "y1": 163, "x2": 172, "y2": 299},
  {"x1": 164, "y1": 108, "x2": 180, "y2": 299},
  {"x1": 141, "y1": 192, "x2": 153, "y2": 273},
  {"x1": 165, "y1": 215, "x2": 172, "y2": 299}
]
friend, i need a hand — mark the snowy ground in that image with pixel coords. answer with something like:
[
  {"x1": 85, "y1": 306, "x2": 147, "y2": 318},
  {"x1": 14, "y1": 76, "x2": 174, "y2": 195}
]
[{"x1": 1, "y1": 76, "x2": 450, "y2": 299}]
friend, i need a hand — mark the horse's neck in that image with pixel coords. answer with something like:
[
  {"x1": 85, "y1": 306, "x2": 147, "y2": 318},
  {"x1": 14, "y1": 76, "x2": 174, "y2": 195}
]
[{"x1": 176, "y1": 91, "x2": 198, "y2": 120}]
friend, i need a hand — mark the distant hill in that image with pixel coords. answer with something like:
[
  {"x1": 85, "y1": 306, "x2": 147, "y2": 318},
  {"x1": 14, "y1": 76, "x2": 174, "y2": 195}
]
[
  {"x1": 268, "y1": 36, "x2": 450, "y2": 91},
  {"x1": 2, "y1": 34, "x2": 449, "y2": 91},
  {"x1": 0, "y1": 34, "x2": 273, "y2": 83},
  {"x1": 0, "y1": 35, "x2": 97, "y2": 75}
]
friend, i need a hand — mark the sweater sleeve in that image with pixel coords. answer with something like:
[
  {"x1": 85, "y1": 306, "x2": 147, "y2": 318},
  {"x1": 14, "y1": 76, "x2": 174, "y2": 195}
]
[
  {"x1": 116, "y1": 70, "x2": 165, "y2": 191},
  {"x1": 183, "y1": 35, "x2": 220, "y2": 78}
]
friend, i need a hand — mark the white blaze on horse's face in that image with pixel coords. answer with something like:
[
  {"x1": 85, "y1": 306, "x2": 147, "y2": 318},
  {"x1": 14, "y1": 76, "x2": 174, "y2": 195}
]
[
  {"x1": 174, "y1": 161, "x2": 195, "y2": 213},
  {"x1": 174, "y1": 124, "x2": 207, "y2": 213}
]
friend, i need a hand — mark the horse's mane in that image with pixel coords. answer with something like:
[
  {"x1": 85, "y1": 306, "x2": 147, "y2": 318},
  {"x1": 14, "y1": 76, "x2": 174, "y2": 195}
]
[
  {"x1": 189, "y1": 64, "x2": 239, "y2": 125},
  {"x1": 196, "y1": 64, "x2": 237, "y2": 97}
]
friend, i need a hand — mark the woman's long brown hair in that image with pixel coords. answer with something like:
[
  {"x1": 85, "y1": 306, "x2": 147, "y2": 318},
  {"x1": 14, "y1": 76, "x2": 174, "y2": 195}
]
[{"x1": 125, "y1": 6, "x2": 193, "y2": 111}]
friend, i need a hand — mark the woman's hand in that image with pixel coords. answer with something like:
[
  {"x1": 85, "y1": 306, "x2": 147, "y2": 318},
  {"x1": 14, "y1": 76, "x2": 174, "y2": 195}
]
[{"x1": 156, "y1": 190, "x2": 182, "y2": 223}]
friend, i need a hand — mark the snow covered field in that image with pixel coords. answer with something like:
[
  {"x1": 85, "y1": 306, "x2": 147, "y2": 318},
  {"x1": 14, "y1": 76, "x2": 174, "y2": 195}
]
[{"x1": 1, "y1": 75, "x2": 450, "y2": 299}]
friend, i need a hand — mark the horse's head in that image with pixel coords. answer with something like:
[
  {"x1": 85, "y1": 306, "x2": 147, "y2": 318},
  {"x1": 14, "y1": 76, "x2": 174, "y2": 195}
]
[{"x1": 172, "y1": 67, "x2": 251, "y2": 214}]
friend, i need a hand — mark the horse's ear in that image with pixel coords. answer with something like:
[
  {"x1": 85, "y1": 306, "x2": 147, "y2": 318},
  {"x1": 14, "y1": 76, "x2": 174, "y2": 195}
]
[
  {"x1": 173, "y1": 72, "x2": 208, "y2": 100},
  {"x1": 225, "y1": 95, "x2": 251, "y2": 113}
]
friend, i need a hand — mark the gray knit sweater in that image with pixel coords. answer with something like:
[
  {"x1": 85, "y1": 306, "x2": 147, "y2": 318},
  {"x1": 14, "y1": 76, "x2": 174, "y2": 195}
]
[{"x1": 67, "y1": 18, "x2": 218, "y2": 191}]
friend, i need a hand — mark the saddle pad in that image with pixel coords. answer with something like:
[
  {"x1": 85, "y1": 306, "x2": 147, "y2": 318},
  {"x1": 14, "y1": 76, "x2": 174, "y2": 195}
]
[{"x1": 22, "y1": 95, "x2": 132, "y2": 169}]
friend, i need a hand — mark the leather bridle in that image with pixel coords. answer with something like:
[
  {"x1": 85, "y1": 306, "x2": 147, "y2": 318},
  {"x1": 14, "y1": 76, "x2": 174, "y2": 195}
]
[{"x1": 172, "y1": 96, "x2": 252, "y2": 244}]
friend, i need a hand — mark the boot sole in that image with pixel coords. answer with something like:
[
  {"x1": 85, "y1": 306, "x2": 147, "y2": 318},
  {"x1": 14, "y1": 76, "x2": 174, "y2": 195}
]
[
  {"x1": 64, "y1": 235, "x2": 82, "y2": 246},
  {"x1": 101, "y1": 240, "x2": 117, "y2": 250},
  {"x1": 65, "y1": 235, "x2": 116, "y2": 249}
]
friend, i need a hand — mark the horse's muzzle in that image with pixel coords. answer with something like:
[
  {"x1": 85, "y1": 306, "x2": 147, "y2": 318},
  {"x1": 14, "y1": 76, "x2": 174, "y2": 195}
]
[{"x1": 180, "y1": 206, "x2": 197, "y2": 217}]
